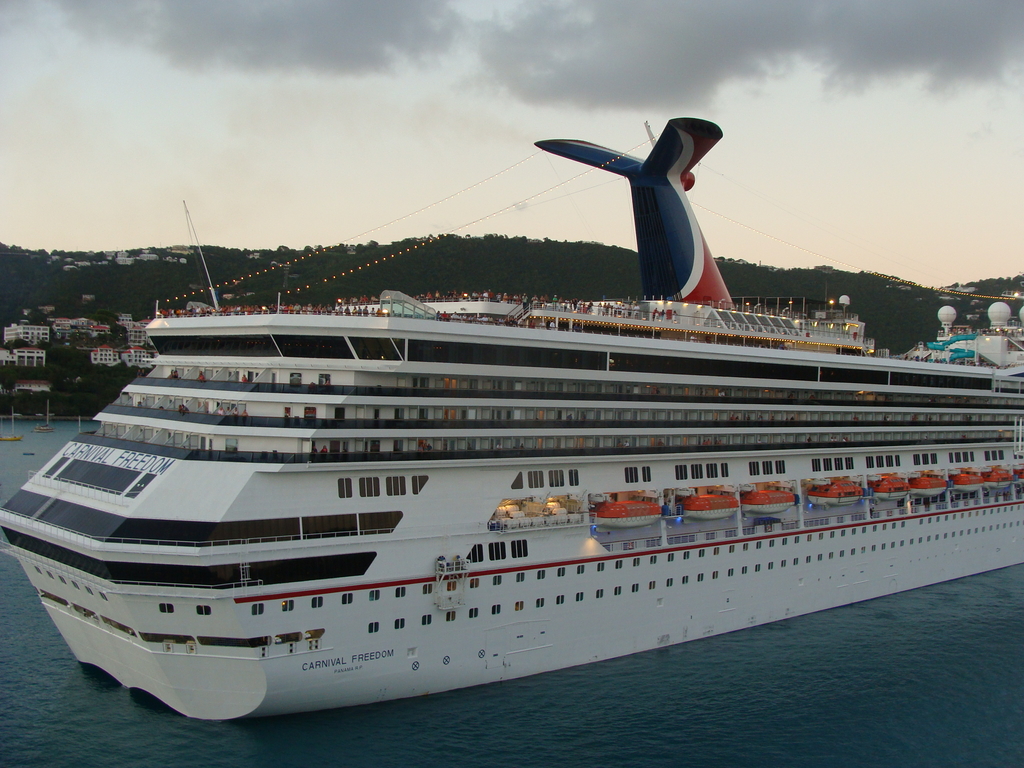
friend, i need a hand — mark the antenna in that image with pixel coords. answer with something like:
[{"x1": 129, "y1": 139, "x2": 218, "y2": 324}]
[
  {"x1": 183, "y1": 201, "x2": 219, "y2": 310},
  {"x1": 644, "y1": 121, "x2": 656, "y2": 147}
]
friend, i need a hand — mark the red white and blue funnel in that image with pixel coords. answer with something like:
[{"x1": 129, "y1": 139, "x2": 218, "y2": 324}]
[{"x1": 536, "y1": 117, "x2": 731, "y2": 306}]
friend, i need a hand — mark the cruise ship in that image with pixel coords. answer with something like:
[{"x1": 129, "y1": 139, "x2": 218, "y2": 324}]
[{"x1": 4, "y1": 118, "x2": 1024, "y2": 720}]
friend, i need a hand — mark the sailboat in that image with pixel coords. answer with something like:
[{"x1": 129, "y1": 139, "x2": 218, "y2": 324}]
[
  {"x1": 33, "y1": 400, "x2": 54, "y2": 432},
  {"x1": 0, "y1": 407, "x2": 22, "y2": 441}
]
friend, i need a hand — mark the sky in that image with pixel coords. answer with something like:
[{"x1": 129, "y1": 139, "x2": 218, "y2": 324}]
[{"x1": 3, "y1": 0, "x2": 1024, "y2": 289}]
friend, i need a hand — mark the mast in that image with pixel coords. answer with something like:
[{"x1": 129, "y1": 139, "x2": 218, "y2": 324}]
[{"x1": 183, "y1": 201, "x2": 219, "y2": 311}]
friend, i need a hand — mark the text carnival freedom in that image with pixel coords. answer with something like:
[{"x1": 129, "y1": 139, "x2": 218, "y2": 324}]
[
  {"x1": 302, "y1": 649, "x2": 395, "y2": 672},
  {"x1": 61, "y1": 443, "x2": 176, "y2": 475}
]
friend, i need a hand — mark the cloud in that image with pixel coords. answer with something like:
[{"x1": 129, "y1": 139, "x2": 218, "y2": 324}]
[
  {"x1": 476, "y1": 0, "x2": 1024, "y2": 108},
  {"x1": 43, "y1": 0, "x2": 463, "y2": 75}
]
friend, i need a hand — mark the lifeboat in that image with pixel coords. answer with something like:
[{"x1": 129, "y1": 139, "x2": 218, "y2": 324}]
[
  {"x1": 807, "y1": 480, "x2": 863, "y2": 507},
  {"x1": 950, "y1": 472, "x2": 984, "y2": 493},
  {"x1": 982, "y1": 468, "x2": 1013, "y2": 490},
  {"x1": 908, "y1": 475, "x2": 946, "y2": 498},
  {"x1": 593, "y1": 500, "x2": 662, "y2": 529},
  {"x1": 740, "y1": 489, "x2": 796, "y2": 515},
  {"x1": 683, "y1": 494, "x2": 739, "y2": 520},
  {"x1": 868, "y1": 475, "x2": 910, "y2": 501}
]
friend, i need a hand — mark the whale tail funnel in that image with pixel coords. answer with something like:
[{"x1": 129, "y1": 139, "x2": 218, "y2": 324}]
[{"x1": 536, "y1": 118, "x2": 732, "y2": 306}]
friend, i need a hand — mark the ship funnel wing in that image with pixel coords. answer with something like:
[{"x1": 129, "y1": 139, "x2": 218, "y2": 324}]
[{"x1": 536, "y1": 118, "x2": 732, "y2": 306}]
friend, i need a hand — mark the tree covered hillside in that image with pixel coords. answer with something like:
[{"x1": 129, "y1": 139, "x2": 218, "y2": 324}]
[{"x1": 2, "y1": 238, "x2": 1021, "y2": 354}]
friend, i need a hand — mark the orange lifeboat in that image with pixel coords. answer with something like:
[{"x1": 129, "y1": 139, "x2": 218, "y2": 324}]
[
  {"x1": 868, "y1": 476, "x2": 910, "y2": 501},
  {"x1": 908, "y1": 475, "x2": 946, "y2": 498},
  {"x1": 740, "y1": 489, "x2": 796, "y2": 515},
  {"x1": 981, "y1": 468, "x2": 1013, "y2": 490},
  {"x1": 683, "y1": 494, "x2": 739, "y2": 520},
  {"x1": 593, "y1": 500, "x2": 662, "y2": 529},
  {"x1": 950, "y1": 472, "x2": 983, "y2": 493},
  {"x1": 807, "y1": 480, "x2": 864, "y2": 507}
]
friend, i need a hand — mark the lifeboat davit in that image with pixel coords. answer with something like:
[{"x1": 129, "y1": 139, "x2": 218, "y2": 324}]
[
  {"x1": 908, "y1": 475, "x2": 946, "y2": 498},
  {"x1": 740, "y1": 489, "x2": 796, "y2": 515},
  {"x1": 593, "y1": 501, "x2": 662, "y2": 529},
  {"x1": 683, "y1": 494, "x2": 739, "y2": 520},
  {"x1": 868, "y1": 476, "x2": 910, "y2": 501},
  {"x1": 950, "y1": 472, "x2": 984, "y2": 493},
  {"x1": 807, "y1": 480, "x2": 864, "y2": 507},
  {"x1": 982, "y1": 468, "x2": 1013, "y2": 490}
]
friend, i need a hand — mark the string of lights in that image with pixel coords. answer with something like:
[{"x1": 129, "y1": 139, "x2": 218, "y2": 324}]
[{"x1": 164, "y1": 142, "x2": 647, "y2": 304}]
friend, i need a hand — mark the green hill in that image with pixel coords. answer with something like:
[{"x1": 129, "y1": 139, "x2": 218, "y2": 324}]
[{"x1": 2, "y1": 237, "x2": 1021, "y2": 354}]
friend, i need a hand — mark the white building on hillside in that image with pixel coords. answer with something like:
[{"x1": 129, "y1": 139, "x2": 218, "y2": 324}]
[
  {"x1": 14, "y1": 348, "x2": 45, "y2": 367},
  {"x1": 121, "y1": 347, "x2": 156, "y2": 367},
  {"x1": 90, "y1": 346, "x2": 120, "y2": 366},
  {"x1": 3, "y1": 324, "x2": 50, "y2": 344}
]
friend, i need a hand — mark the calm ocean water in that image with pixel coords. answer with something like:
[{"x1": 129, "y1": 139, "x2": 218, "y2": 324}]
[{"x1": 3, "y1": 422, "x2": 1024, "y2": 767}]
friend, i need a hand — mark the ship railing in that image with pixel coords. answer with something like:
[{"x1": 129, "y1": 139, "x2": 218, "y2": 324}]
[
  {"x1": 724, "y1": 529, "x2": 738, "y2": 538},
  {"x1": 435, "y1": 558, "x2": 470, "y2": 575},
  {"x1": 850, "y1": 513, "x2": 866, "y2": 521},
  {"x1": 489, "y1": 513, "x2": 588, "y2": 532},
  {"x1": 29, "y1": 473, "x2": 130, "y2": 507},
  {"x1": 781, "y1": 520, "x2": 799, "y2": 530},
  {"x1": 805, "y1": 517, "x2": 831, "y2": 527},
  {"x1": 667, "y1": 533, "x2": 697, "y2": 545}
]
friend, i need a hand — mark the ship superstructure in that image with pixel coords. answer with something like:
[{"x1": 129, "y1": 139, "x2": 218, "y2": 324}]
[{"x1": 3, "y1": 119, "x2": 1024, "y2": 719}]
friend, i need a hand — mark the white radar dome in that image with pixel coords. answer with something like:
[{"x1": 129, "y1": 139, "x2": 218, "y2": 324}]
[
  {"x1": 937, "y1": 306, "x2": 957, "y2": 324},
  {"x1": 839, "y1": 294, "x2": 851, "y2": 307},
  {"x1": 988, "y1": 301, "x2": 1012, "y2": 327}
]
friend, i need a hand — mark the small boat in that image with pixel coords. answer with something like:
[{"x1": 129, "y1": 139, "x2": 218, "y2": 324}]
[
  {"x1": 593, "y1": 500, "x2": 662, "y2": 529},
  {"x1": 33, "y1": 400, "x2": 54, "y2": 433},
  {"x1": 908, "y1": 475, "x2": 946, "y2": 498},
  {"x1": 868, "y1": 475, "x2": 910, "y2": 501},
  {"x1": 740, "y1": 489, "x2": 796, "y2": 515},
  {"x1": 950, "y1": 472, "x2": 984, "y2": 493},
  {"x1": 807, "y1": 480, "x2": 863, "y2": 507},
  {"x1": 981, "y1": 468, "x2": 1013, "y2": 490},
  {"x1": 0, "y1": 408, "x2": 22, "y2": 442},
  {"x1": 683, "y1": 494, "x2": 739, "y2": 520}
]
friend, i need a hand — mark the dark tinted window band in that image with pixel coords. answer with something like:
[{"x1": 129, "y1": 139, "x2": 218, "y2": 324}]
[
  {"x1": 2, "y1": 529, "x2": 376, "y2": 588},
  {"x1": 610, "y1": 352, "x2": 817, "y2": 382},
  {"x1": 349, "y1": 337, "x2": 402, "y2": 360},
  {"x1": 3, "y1": 497, "x2": 401, "y2": 546},
  {"x1": 820, "y1": 367, "x2": 888, "y2": 386},
  {"x1": 56, "y1": 459, "x2": 141, "y2": 493},
  {"x1": 151, "y1": 334, "x2": 280, "y2": 356},
  {"x1": 42, "y1": 457, "x2": 69, "y2": 478},
  {"x1": 273, "y1": 335, "x2": 354, "y2": 359},
  {"x1": 890, "y1": 370, "x2": 990, "y2": 391},
  {"x1": 2, "y1": 490, "x2": 50, "y2": 518},
  {"x1": 197, "y1": 635, "x2": 270, "y2": 648},
  {"x1": 408, "y1": 339, "x2": 607, "y2": 370}
]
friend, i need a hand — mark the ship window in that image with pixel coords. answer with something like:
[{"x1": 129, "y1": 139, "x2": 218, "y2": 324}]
[
  {"x1": 527, "y1": 471, "x2": 544, "y2": 488},
  {"x1": 614, "y1": 586, "x2": 622, "y2": 595},
  {"x1": 516, "y1": 572, "x2": 525, "y2": 583},
  {"x1": 775, "y1": 460, "x2": 786, "y2": 474},
  {"x1": 749, "y1": 461, "x2": 760, "y2": 476},
  {"x1": 369, "y1": 589, "x2": 380, "y2": 601},
  {"x1": 251, "y1": 603, "x2": 264, "y2": 615},
  {"x1": 762, "y1": 460, "x2": 772, "y2": 475},
  {"x1": 281, "y1": 600, "x2": 294, "y2": 612},
  {"x1": 394, "y1": 586, "x2": 406, "y2": 598},
  {"x1": 682, "y1": 575, "x2": 689, "y2": 584},
  {"x1": 411, "y1": 475, "x2": 429, "y2": 494},
  {"x1": 468, "y1": 544, "x2": 484, "y2": 563},
  {"x1": 690, "y1": 464, "x2": 704, "y2": 480},
  {"x1": 536, "y1": 570, "x2": 546, "y2": 580},
  {"x1": 641, "y1": 466, "x2": 652, "y2": 482},
  {"x1": 448, "y1": 610, "x2": 458, "y2": 620},
  {"x1": 728, "y1": 568, "x2": 734, "y2": 576},
  {"x1": 367, "y1": 622, "x2": 379, "y2": 634},
  {"x1": 557, "y1": 567, "x2": 566, "y2": 577},
  {"x1": 631, "y1": 583, "x2": 640, "y2": 592},
  {"x1": 289, "y1": 372, "x2": 302, "y2": 386},
  {"x1": 555, "y1": 595, "x2": 565, "y2": 605},
  {"x1": 491, "y1": 604, "x2": 501, "y2": 615},
  {"x1": 492, "y1": 575, "x2": 502, "y2": 586},
  {"x1": 159, "y1": 603, "x2": 174, "y2": 613},
  {"x1": 422, "y1": 614, "x2": 432, "y2": 625},
  {"x1": 615, "y1": 560, "x2": 623, "y2": 569},
  {"x1": 342, "y1": 593, "x2": 353, "y2": 604},
  {"x1": 812, "y1": 459, "x2": 822, "y2": 472},
  {"x1": 488, "y1": 542, "x2": 507, "y2": 561},
  {"x1": 548, "y1": 469, "x2": 565, "y2": 487},
  {"x1": 196, "y1": 605, "x2": 212, "y2": 616},
  {"x1": 511, "y1": 472, "x2": 524, "y2": 490},
  {"x1": 596, "y1": 589, "x2": 605, "y2": 598},
  {"x1": 338, "y1": 478, "x2": 353, "y2": 498},
  {"x1": 385, "y1": 476, "x2": 406, "y2": 496},
  {"x1": 358, "y1": 477, "x2": 380, "y2": 497},
  {"x1": 705, "y1": 463, "x2": 718, "y2": 479},
  {"x1": 649, "y1": 556, "x2": 657, "y2": 565},
  {"x1": 633, "y1": 557, "x2": 641, "y2": 566},
  {"x1": 676, "y1": 464, "x2": 689, "y2": 480},
  {"x1": 568, "y1": 469, "x2": 580, "y2": 486},
  {"x1": 741, "y1": 566, "x2": 748, "y2": 574},
  {"x1": 423, "y1": 584, "x2": 433, "y2": 594},
  {"x1": 823, "y1": 458, "x2": 833, "y2": 471},
  {"x1": 624, "y1": 467, "x2": 639, "y2": 483},
  {"x1": 648, "y1": 581, "x2": 656, "y2": 590},
  {"x1": 576, "y1": 592, "x2": 584, "y2": 602},
  {"x1": 394, "y1": 618, "x2": 406, "y2": 629},
  {"x1": 597, "y1": 562, "x2": 606, "y2": 571}
]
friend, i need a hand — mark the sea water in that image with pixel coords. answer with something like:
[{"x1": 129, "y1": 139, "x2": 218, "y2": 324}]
[{"x1": 3, "y1": 422, "x2": 1024, "y2": 767}]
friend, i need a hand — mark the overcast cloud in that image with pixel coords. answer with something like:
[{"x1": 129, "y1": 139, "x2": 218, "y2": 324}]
[
  {"x1": 36, "y1": 0, "x2": 463, "y2": 75},
  {"x1": 477, "y1": 0, "x2": 1024, "y2": 108}
]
